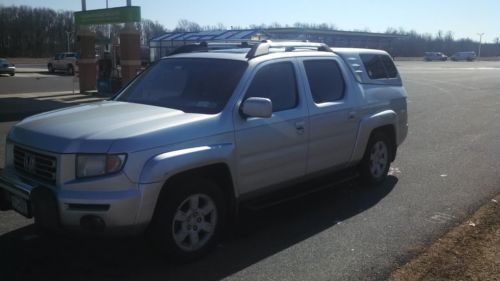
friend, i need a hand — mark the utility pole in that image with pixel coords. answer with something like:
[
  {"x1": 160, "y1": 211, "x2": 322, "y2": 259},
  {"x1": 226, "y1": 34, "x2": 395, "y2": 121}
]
[
  {"x1": 477, "y1": 33, "x2": 484, "y2": 60},
  {"x1": 65, "y1": 31, "x2": 72, "y2": 52}
]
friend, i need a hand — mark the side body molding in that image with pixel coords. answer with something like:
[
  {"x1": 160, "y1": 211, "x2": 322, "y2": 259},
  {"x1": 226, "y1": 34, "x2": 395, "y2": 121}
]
[
  {"x1": 139, "y1": 143, "x2": 235, "y2": 184},
  {"x1": 349, "y1": 110, "x2": 397, "y2": 164}
]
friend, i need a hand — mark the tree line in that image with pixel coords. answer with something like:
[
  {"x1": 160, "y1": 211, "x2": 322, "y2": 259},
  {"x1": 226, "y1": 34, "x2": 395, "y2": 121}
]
[
  {"x1": 0, "y1": 5, "x2": 167, "y2": 58},
  {"x1": 1, "y1": 5, "x2": 499, "y2": 58}
]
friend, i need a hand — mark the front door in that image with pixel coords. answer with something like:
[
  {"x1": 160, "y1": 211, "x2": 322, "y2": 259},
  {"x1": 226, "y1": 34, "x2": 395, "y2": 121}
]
[{"x1": 234, "y1": 60, "x2": 308, "y2": 195}]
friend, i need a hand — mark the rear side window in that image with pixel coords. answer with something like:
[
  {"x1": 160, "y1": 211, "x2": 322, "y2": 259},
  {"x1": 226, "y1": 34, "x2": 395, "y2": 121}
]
[
  {"x1": 360, "y1": 54, "x2": 398, "y2": 79},
  {"x1": 245, "y1": 62, "x2": 298, "y2": 112},
  {"x1": 304, "y1": 60, "x2": 345, "y2": 103}
]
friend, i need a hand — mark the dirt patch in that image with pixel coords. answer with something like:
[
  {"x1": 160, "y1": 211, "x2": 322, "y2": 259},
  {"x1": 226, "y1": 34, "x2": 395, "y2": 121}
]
[{"x1": 390, "y1": 194, "x2": 500, "y2": 281}]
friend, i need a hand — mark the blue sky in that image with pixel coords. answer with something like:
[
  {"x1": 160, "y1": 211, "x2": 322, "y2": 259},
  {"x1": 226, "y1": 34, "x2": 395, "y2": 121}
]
[{"x1": 1, "y1": 0, "x2": 499, "y2": 42}]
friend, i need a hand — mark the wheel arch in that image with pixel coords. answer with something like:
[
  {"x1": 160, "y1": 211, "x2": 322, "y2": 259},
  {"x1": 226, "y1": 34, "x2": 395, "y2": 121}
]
[
  {"x1": 350, "y1": 110, "x2": 398, "y2": 164},
  {"x1": 152, "y1": 163, "x2": 237, "y2": 223}
]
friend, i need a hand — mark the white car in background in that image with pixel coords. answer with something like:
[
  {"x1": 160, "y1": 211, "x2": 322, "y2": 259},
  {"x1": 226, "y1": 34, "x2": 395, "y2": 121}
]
[
  {"x1": 424, "y1": 52, "x2": 448, "y2": 61},
  {"x1": 451, "y1": 51, "x2": 476, "y2": 61}
]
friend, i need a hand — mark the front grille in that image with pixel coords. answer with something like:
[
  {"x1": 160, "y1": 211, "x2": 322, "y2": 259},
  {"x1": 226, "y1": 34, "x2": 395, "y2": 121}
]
[{"x1": 13, "y1": 146, "x2": 57, "y2": 183}]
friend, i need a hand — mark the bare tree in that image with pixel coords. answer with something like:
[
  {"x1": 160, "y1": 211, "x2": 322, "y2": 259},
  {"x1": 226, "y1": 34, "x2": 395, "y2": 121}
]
[{"x1": 174, "y1": 19, "x2": 202, "y2": 32}]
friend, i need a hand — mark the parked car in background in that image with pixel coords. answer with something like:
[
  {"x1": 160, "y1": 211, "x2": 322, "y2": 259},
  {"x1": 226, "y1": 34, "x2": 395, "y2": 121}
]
[
  {"x1": 451, "y1": 51, "x2": 476, "y2": 61},
  {"x1": 424, "y1": 52, "x2": 448, "y2": 61},
  {"x1": 0, "y1": 58, "x2": 15, "y2": 76},
  {"x1": 47, "y1": 52, "x2": 79, "y2": 75}
]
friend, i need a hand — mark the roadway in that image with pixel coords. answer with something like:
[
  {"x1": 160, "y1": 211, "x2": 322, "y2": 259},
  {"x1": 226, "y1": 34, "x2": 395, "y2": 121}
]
[{"x1": 0, "y1": 61, "x2": 499, "y2": 281}]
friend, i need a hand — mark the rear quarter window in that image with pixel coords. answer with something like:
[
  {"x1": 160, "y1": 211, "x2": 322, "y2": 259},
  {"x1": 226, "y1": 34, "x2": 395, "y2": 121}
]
[
  {"x1": 381, "y1": 55, "x2": 398, "y2": 78},
  {"x1": 360, "y1": 54, "x2": 398, "y2": 79}
]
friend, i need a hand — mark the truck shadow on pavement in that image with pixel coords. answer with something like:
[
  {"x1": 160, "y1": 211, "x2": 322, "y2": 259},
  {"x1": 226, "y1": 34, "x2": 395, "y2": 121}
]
[{"x1": 0, "y1": 177, "x2": 397, "y2": 281}]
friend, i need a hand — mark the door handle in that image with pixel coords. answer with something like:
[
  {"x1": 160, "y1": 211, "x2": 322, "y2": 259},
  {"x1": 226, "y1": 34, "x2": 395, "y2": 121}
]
[
  {"x1": 348, "y1": 111, "x2": 357, "y2": 120},
  {"x1": 295, "y1": 121, "x2": 305, "y2": 135}
]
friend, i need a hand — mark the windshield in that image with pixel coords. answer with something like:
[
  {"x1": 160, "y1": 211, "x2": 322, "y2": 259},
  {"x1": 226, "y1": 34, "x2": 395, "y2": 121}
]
[{"x1": 115, "y1": 58, "x2": 247, "y2": 114}]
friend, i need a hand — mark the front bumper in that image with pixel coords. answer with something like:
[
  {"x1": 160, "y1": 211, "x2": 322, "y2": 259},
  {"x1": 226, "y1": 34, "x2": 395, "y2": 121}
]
[{"x1": 0, "y1": 171, "x2": 149, "y2": 234}]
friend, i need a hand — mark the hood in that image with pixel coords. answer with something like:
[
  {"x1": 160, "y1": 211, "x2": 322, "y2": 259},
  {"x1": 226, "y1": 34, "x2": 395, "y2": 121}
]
[{"x1": 9, "y1": 101, "x2": 219, "y2": 153}]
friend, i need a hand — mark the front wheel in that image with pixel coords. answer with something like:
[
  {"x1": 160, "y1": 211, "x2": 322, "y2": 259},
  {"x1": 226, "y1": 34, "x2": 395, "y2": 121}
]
[
  {"x1": 149, "y1": 178, "x2": 226, "y2": 262},
  {"x1": 359, "y1": 132, "x2": 393, "y2": 185},
  {"x1": 67, "y1": 65, "x2": 74, "y2": 75}
]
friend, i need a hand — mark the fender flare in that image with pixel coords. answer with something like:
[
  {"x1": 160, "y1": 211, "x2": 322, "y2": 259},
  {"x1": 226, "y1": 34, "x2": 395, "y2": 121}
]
[
  {"x1": 349, "y1": 110, "x2": 397, "y2": 164},
  {"x1": 139, "y1": 143, "x2": 235, "y2": 186}
]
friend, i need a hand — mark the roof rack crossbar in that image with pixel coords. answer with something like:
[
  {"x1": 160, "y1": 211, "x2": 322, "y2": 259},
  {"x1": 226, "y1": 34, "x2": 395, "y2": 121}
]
[
  {"x1": 168, "y1": 41, "x2": 255, "y2": 56},
  {"x1": 246, "y1": 41, "x2": 333, "y2": 59}
]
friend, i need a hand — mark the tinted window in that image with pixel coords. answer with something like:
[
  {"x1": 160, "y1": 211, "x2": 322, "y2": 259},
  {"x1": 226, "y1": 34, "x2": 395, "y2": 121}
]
[
  {"x1": 245, "y1": 62, "x2": 298, "y2": 112},
  {"x1": 304, "y1": 60, "x2": 345, "y2": 103},
  {"x1": 360, "y1": 54, "x2": 387, "y2": 79},
  {"x1": 116, "y1": 58, "x2": 247, "y2": 114},
  {"x1": 381, "y1": 55, "x2": 398, "y2": 78}
]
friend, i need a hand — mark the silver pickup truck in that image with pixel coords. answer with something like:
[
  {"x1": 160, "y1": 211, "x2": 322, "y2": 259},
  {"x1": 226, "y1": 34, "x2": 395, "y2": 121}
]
[
  {"x1": 0, "y1": 42, "x2": 407, "y2": 261},
  {"x1": 47, "y1": 52, "x2": 79, "y2": 75}
]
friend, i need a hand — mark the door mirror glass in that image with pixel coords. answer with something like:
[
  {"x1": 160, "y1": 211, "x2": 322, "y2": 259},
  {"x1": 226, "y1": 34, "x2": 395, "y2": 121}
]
[{"x1": 241, "y1": 97, "x2": 272, "y2": 118}]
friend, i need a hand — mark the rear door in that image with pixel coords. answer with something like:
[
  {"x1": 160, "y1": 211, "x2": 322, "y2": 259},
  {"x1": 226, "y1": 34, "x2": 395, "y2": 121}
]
[{"x1": 299, "y1": 58, "x2": 359, "y2": 174}]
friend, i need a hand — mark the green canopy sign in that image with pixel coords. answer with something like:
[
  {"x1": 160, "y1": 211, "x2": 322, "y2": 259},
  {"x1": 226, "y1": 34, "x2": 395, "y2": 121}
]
[{"x1": 75, "y1": 6, "x2": 141, "y2": 25}]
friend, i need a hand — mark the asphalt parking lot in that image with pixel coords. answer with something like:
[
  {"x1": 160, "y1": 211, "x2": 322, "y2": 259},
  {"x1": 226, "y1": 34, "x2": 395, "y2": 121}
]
[{"x1": 0, "y1": 61, "x2": 499, "y2": 281}]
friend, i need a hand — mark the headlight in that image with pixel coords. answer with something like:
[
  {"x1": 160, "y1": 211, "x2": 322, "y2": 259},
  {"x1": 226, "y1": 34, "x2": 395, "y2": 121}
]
[{"x1": 76, "y1": 154, "x2": 127, "y2": 178}]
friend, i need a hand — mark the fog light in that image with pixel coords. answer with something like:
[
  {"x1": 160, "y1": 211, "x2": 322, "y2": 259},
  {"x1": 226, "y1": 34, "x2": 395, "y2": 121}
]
[{"x1": 80, "y1": 215, "x2": 106, "y2": 231}]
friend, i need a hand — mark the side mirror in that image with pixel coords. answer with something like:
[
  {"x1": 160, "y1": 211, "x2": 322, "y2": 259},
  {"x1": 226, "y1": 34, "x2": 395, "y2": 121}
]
[{"x1": 241, "y1": 97, "x2": 272, "y2": 118}]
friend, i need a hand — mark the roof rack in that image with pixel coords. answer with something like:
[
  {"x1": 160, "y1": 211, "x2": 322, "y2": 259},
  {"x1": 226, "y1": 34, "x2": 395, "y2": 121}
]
[
  {"x1": 245, "y1": 41, "x2": 333, "y2": 59},
  {"x1": 168, "y1": 40, "x2": 333, "y2": 59},
  {"x1": 168, "y1": 41, "x2": 254, "y2": 56}
]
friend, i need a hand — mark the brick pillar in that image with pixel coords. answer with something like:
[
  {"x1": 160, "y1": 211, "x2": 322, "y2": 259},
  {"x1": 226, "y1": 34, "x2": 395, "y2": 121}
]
[
  {"x1": 120, "y1": 24, "x2": 141, "y2": 85},
  {"x1": 77, "y1": 28, "x2": 96, "y2": 93}
]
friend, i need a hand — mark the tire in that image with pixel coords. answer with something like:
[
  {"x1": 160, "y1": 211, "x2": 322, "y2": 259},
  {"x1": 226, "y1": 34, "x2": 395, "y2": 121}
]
[
  {"x1": 148, "y1": 178, "x2": 226, "y2": 263},
  {"x1": 359, "y1": 132, "x2": 393, "y2": 185},
  {"x1": 48, "y1": 64, "x2": 54, "y2": 73},
  {"x1": 67, "y1": 65, "x2": 74, "y2": 75},
  {"x1": 9, "y1": 72, "x2": 14, "y2": 76}
]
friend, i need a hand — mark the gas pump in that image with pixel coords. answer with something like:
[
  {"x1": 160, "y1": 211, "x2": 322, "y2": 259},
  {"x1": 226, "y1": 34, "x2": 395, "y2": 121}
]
[{"x1": 97, "y1": 48, "x2": 121, "y2": 94}]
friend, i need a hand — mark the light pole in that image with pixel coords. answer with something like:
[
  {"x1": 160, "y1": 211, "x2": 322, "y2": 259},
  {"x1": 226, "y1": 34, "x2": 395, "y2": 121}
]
[
  {"x1": 65, "y1": 31, "x2": 72, "y2": 52},
  {"x1": 477, "y1": 33, "x2": 484, "y2": 60}
]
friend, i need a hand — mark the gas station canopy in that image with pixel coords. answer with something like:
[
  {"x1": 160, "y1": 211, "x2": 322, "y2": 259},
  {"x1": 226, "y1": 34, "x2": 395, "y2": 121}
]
[{"x1": 75, "y1": 6, "x2": 141, "y2": 25}]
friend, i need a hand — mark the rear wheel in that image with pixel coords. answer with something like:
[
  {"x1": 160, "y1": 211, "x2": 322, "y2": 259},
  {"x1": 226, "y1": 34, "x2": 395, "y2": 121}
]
[
  {"x1": 359, "y1": 132, "x2": 393, "y2": 185},
  {"x1": 149, "y1": 178, "x2": 226, "y2": 262},
  {"x1": 48, "y1": 64, "x2": 54, "y2": 73},
  {"x1": 9, "y1": 72, "x2": 14, "y2": 76}
]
